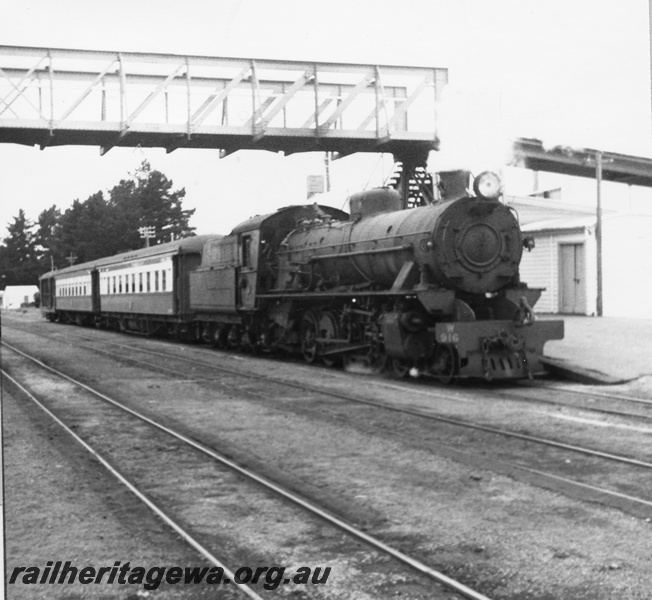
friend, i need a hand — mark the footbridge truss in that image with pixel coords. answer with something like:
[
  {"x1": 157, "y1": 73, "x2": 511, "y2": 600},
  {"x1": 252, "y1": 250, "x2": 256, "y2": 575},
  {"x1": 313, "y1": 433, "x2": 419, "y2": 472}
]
[{"x1": 0, "y1": 45, "x2": 447, "y2": 161}]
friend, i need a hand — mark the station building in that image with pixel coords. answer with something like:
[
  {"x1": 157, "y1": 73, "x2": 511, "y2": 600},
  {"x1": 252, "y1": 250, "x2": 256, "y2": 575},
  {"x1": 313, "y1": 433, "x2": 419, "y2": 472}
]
[{"x1": 505, "y1": 194, "x2": 652, "y2": 319}]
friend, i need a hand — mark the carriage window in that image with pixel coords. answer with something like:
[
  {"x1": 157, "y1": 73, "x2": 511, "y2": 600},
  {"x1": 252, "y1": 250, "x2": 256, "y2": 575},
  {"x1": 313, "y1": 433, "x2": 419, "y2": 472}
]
[
  {"x1": 131, "y1": 274, "x2": 135, "y2": 293},
  {"x1": 139, "y1": 273, "x2": 143, "y2": 292},
  {"x1": 112, "y1": 276, "x2": 116, "y2": 294},
  {"x1": 161, "y1": 270, "x2": 166, "y2": 291},
  {"x1": 154, "y1": 271, "x2": 159, "y2": 292},
  {"x1": 146, "y1": 272, "x2": 151, "y2": 292},
  {"x1": 119, "y1": 275, "x2": 123, "y2": 293}
]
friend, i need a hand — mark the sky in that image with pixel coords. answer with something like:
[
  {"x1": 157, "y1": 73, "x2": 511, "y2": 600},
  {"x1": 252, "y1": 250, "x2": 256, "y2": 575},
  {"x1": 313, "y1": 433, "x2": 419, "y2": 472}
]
[{"x1": 0, "y1": 0, "x2": 650, "y2": 239}]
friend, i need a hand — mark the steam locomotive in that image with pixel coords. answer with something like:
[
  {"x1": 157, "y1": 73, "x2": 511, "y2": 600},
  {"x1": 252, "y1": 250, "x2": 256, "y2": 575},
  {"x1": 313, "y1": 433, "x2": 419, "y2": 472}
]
[{"x1": 40, "y1": 171, "x2": 563, "y2": 381}]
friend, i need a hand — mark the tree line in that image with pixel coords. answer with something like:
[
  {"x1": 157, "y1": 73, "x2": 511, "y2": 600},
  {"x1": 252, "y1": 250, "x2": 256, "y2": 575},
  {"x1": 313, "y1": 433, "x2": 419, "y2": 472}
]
[{"x1": 0, "y1": 161, "x2": 196, "y2": 288}]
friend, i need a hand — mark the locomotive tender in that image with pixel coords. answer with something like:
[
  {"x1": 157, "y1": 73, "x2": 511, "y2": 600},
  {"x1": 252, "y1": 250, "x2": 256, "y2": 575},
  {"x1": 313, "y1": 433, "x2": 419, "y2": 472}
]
[{"x1": 40, "y1": 171, "x2": 563, "y2": 381}]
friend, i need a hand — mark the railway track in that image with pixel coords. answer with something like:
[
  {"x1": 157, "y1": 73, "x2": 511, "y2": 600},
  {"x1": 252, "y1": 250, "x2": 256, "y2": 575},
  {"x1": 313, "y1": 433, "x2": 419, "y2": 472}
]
[
  {"x1": 5, "y1": 322, "x2": 652, "y2": 519},
  {"x1": 21, "y1": 328, "x2": 652, "y2": 464},
  {"x1": 2, "y1": 339, "x2": 492, "y2": 600},
  {"x1": 2, "y1": 369, "x2": 266, "y2": 600},
  {"x1": 8, "y1": 315, "x2": 652, "y2": 421}
]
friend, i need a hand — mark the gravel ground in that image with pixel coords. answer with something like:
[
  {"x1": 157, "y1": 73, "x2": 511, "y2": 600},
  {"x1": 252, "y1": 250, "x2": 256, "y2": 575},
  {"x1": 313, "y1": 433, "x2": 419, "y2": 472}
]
[
  {"x1": 2, "y1": 385, "x2": 249, "y2": 600},
  {"x1": 4, "y1": 309, "x2": 652, "y2": 599}
]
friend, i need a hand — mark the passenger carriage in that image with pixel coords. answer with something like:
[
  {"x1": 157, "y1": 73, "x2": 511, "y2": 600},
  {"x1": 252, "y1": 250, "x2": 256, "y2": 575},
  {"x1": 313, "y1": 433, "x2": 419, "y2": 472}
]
[{"x1": 39, "y1": 235, "x2": 219, "y2": 335}]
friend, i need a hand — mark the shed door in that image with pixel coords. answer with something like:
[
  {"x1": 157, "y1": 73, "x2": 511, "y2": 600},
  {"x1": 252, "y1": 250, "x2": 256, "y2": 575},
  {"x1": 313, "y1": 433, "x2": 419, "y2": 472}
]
[{"x1": 559, "y1": 243, "x2": 586, "y2": 314}]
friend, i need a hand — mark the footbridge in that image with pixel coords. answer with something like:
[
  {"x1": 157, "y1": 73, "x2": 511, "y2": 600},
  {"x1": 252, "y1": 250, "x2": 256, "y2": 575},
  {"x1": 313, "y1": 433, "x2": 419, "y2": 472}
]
[
  {"x1": 0, "y1": 45, "x2": 447, "y2": 163},
  {"x1": 4, "y1": 45, "x2": 652, "y2": 200}
]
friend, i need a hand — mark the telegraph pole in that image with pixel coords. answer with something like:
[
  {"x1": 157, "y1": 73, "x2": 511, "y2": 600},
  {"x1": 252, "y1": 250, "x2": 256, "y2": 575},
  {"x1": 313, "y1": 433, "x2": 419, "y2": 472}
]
[{"x1": 595, "y1": 151, "x2": 603, "y2": 317}]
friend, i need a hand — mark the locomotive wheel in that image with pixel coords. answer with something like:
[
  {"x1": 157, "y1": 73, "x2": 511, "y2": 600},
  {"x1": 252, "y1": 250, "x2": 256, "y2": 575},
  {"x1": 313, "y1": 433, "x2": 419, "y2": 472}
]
[
  {"x1": 300, "y1": 311, "x2": 320, "y2": 363},
  {"x1": 227, "y1": 326, "x2": 242, "y2": 349},
  {"x1": 431, "y1": 344, "x2": 458, "y2": 384},
  {"x1": 391, "y1": 357, "x2": 411, "y2": 378},
  {"x1": 318, "y1": 310, "x2": 341, "y2": 367},
  {"x1": 213, "y1": 327, "x2": 228, "y2": 349},
  {"x1": 369, "y1": 351, "x2": 388, "y2": 373}
]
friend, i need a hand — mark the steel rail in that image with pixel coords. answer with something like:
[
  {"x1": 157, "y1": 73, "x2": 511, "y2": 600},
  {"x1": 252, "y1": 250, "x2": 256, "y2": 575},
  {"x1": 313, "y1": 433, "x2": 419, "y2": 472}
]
[
  {"x1": 52, "y1": 335, "x2": 652, "y2": 513},
  {"x1": 42, "y1": 333, "x2": 652, "y2": 472},
  {"x1": 478, "y1": 387, "x2": 652, "y2": 422},
  {"x1": 1, "y1": 368, "x2": 265, "y2": 600},
  {"x1": 8, "y1": 325, "x2": 652, "y2": 517},
  {"x1": 372, "y1": 378, "x2": 652, "y2": 423},
  {"x1": 4, "y1": 325, "x2": 652, "y2": 469},
  {"x1": 517, "y1": 381, "x2": 652, "y2": 406},
  {"x1": 1, "y1": 340, "x2": 493, "y2": 600}
]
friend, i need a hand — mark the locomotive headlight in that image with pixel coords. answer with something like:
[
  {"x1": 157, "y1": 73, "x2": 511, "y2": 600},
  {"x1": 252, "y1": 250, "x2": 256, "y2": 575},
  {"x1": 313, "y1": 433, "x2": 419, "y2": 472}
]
[{"x1": 473, "y1": 171, "x2": 502, "y2": 200}]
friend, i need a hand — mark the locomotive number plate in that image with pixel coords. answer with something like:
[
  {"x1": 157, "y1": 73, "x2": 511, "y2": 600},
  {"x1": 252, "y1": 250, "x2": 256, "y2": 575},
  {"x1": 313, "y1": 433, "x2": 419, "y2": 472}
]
[{"x1": 438, "y1": 324, "x2": 460, "y2": 344}]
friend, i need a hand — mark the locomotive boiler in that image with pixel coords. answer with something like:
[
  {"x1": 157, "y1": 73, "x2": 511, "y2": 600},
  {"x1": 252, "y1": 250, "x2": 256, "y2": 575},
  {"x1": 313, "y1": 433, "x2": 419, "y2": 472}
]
[{"x1": 275, "y1": 171, "x2": 521, "y2": 295}]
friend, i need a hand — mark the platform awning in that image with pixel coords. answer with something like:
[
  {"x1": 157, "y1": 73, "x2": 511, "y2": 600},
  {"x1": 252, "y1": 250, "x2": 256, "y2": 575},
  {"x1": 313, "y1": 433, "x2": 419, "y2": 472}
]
[{"x1": 511, "y1": 138, "x2": 652, "y2": 188}]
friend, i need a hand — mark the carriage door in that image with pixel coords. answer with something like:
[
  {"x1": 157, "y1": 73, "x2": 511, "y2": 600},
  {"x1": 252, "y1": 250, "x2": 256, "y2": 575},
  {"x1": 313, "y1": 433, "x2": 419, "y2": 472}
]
[
  {"x1": 559, "y1": 243, "x2": 586, "y2": 314},
  {"x1": 91, "y1": 270, "x2": 100, "y2": 313},
  {"x1": 238, "y1": 232, "x2": 259, "y2": 310},
  {"x1": 41, "y1": 277, "x2": 55, "y2": 309}
]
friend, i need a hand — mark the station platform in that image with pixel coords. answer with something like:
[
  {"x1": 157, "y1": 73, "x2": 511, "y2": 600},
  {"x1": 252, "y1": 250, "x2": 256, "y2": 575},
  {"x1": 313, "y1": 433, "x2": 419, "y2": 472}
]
[{"x1": 539, "y1": 315, "x2": 652, "y2": 386}]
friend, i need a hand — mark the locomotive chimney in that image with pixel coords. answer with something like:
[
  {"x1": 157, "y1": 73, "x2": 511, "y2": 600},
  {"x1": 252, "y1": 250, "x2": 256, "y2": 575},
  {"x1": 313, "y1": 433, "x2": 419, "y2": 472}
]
[{"x1": 436, "y1": 170, "x2": 472, "y2": 202}]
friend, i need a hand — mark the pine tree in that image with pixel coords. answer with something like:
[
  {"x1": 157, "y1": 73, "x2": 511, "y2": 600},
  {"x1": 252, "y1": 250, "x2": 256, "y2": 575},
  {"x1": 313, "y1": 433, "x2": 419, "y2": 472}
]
[
  {"x1": 109, "y1": 161, "x2": 196, "y2": 248},
  {"x1": 0, "y1": 209, "x2": 40, "y2": 286},
  {"x1": 6, "y1": 161, "x2": 198, "y2": 277},
  {"x1": 35, "y1": 205, "x2": 62, "y2": 270}
]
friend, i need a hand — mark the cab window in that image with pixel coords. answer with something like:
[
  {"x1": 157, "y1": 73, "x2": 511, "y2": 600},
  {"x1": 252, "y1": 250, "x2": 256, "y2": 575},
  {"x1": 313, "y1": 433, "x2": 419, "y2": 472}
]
[{"x1": 242, "y1": 235, "x2": 253, "y2": 269}]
